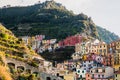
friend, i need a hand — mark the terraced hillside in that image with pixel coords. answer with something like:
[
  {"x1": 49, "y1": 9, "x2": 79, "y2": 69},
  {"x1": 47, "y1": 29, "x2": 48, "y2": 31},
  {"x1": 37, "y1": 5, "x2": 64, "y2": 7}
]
[{"x1": 0, "y1": 23, "x2": 43, "y2": 79}]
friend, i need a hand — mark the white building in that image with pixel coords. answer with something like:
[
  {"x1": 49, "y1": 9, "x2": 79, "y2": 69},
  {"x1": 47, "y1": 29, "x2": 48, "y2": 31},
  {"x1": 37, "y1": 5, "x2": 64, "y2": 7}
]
[
  {"x1": 90, "y1": 67, "x2": 114, "y2": 79},
  {"x1": 76, "y1": 68, "x2": 86, "y2": 79}
]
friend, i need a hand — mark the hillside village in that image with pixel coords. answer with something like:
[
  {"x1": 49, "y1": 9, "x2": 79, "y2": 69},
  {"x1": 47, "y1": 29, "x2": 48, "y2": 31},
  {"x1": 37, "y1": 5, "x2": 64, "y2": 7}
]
[
  {"x1": 19, "y1": 32, "x2": 120, "y2": 80},
  {"x1": 0, "y1": 0, "x2": 120, "y2": 80},
  {"x1": 2, "y1": 21, "x2": 120, "y2": 80}
]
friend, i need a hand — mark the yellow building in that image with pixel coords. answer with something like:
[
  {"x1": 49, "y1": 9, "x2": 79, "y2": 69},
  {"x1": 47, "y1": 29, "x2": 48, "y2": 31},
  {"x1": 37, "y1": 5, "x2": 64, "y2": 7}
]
[
  {"x1": 85, "y1": 39, "x2": 108, "y2": 56},
  {"x1": 86, "y1": 44, "x2": 98, "y2": 54},
  {"x1": 114, "y1": 53, "x2": 120, "y2": 65},
  {"x1": 75, "y1": 43, "x2": 81, "y2": 53},
  {"x1": 63, "y1": 71, "x2": 75, "y2": 80},
  {"x1": 113, "y1": 65, "x2": 120, "y2": 72},
  {"x1": 97, "y1": 42, "x2": 108, "y2": 56},
  {"x1": 54, "y1": 43, "x2": 59, "y2": 49},
  {"x1": 116, "y1": 40, "x2": 120, "y2": 53}
]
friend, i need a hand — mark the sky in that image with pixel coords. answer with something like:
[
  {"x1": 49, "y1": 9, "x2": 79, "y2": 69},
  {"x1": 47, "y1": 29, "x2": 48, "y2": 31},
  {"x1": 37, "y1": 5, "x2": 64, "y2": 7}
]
[{"x1": 0, "y1": 0, "x2": 120, "y2": 36}]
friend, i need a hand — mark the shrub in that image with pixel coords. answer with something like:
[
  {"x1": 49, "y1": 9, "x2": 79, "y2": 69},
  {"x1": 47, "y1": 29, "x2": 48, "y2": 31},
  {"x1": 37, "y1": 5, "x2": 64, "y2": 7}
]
[{"x1": 0, "y1": 33, "x2": 8, "y2": 39}]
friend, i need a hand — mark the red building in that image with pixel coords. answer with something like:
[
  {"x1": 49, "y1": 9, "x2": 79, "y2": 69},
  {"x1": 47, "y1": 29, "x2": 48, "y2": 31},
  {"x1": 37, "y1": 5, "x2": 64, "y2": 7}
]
[{"x1": 58, "y1": 34, "x2": 83, "y2": 47}]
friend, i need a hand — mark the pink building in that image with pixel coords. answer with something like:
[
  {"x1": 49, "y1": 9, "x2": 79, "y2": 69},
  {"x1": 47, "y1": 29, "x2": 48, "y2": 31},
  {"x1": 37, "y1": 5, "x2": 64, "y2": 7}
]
[{"x1": 58, "y1": 34, "x2": 82, "y2": 47}]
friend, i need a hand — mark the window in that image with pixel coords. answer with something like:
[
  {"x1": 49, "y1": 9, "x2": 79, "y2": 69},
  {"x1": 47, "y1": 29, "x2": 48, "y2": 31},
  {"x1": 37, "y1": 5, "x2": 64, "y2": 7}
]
[
  {"x1": 78, "y1": 70, "x2": 80, "y2": 73},
  {"x1": 96, "y1": 70, "x2": 98, "y2": 73},
  {"x1": 88, "y1": 74, "x2": 89, "y2": 77},
  {"x1": 92, "y1": 74, "x2": 94, "y2": 78},
  {"x1": 80, "y1": 75, "x2": 82, "y2": 78},
  {"x1": 91, "y1": 71, "x2": 93, "y2": 73},
  {"x1": 98, "y1": 58, "x2": 99, "y2": 61},
  {"x1": 103, "y1": 69, "x2": 105, "y2": 72},
  {"x1": 84, "y1": 65, "x2": 86, "y2": 67},
  {"x1": 88, "y1": 64, "x2": 91, "y2": 67},
  {"x1": 102, "y1": 75, "x2": 104, "y2": 78},
  {"x1": 82, "y1": 71, "x2": 84, "y2": 73},
  {"x1": 98, "y1": 75, "x2": 100, "y2": 78},
  {"x1": 116, "y1": 74, "x2": 117, "y2": 77},
  {"x1": 103, "y1": 49, "x2": 106, "y2": 53}
]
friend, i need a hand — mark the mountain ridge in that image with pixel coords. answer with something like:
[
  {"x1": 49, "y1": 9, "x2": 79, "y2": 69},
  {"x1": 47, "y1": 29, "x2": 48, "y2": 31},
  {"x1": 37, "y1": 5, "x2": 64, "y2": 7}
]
[{"x1": 0, "y1": 0, "x2": 119, "y2": 43}]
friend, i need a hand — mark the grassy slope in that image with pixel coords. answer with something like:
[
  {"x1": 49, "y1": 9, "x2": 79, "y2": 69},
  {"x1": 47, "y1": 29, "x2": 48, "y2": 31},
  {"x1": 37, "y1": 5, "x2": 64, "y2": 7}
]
[
  {"x1": 0, "y1": 51, "x2": 12, "y2": 80},
  {"x1": 0, "y1": 23, "x2": 44, "y2": 79}
]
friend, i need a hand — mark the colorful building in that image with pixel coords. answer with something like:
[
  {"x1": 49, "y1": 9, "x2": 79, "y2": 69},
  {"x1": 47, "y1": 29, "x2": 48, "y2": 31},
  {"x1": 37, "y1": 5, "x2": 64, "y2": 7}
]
[
  {"x1": 58, "y1": 34, "x2": 82, "y2": 47},
  {"x1": 86, "y1": 67, "x2": 114, "y2": 80},
  {"x1": 97, "y1": 42, "x2": 108, "y2": 56},
  {"x1": 108, "y1": 40, "x2": 120, "y2": 54},
  {"x1": 86, "y1": 39, "x2": 100, "y2": 54},
  {"x1": 81, "y1": 60, "x2": 94, "y2": 72},
  {"x1": 101, "y1": 54, "x2": 114, "y2": 67}
]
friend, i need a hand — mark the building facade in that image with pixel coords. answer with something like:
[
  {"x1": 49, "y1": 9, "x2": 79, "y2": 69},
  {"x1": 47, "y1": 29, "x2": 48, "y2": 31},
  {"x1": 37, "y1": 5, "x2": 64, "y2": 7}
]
[{"x1": 86, "y1": 67, "x2": 114, "y2": 80}]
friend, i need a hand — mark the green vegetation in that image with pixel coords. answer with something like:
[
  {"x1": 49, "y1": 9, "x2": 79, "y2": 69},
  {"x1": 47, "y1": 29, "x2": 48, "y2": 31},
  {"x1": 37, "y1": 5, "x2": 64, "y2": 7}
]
[
  {"x1": 0, "y1": 24, "x2": 36, "y2": 56},
  {"x1": 0, "y1": 1, "x2": 98, "y2": 40},
  {"x1": 41, "y1": 46, "x2": 75, "y2": 62}
]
